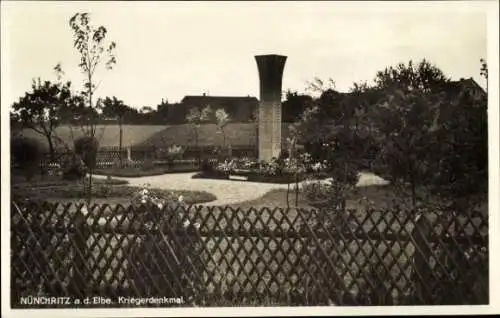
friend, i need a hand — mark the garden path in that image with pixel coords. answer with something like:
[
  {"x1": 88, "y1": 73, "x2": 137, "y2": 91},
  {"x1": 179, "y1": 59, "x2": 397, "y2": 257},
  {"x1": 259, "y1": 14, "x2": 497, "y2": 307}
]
[{"x1": 93, "y1": 172, "x2": 389, "y2": 206}]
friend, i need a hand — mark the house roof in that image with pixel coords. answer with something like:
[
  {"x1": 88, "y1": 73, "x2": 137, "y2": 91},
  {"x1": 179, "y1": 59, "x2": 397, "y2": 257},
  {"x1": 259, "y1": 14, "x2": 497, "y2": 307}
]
[
  {"x1": 447, "y1": 77, "x2": 486, "y2": 95},
  {"x1": 181, "y1": 95, "x2": 259, "y2": 110},
  {"x1": 181, "y1": 95, "x2": 259, "y2": 105},
  {"x1": 338, "y1": 78, "x2": 486, "y2": 102}
]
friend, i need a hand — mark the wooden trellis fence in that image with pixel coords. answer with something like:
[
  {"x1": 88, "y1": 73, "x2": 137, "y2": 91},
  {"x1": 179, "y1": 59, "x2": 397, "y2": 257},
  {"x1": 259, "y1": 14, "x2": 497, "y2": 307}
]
[{"x1": 10, "y1": 200, "x2": 488, "y2": 307}]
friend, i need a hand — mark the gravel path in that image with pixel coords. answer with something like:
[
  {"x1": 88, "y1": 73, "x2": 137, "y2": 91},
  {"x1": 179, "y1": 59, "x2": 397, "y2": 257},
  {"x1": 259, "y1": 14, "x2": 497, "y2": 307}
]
[{"x1": 94, "y1": 172, "x2": 389, "y2": 206}]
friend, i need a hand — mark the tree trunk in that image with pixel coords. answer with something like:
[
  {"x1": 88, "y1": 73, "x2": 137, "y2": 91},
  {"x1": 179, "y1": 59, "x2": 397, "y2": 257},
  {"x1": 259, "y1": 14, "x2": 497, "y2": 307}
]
[
  {"x1": 295, "y1": 172, "x2": 299, "y2": 207},
  {"x1": 42, "y1": 133, "x2": 55, "y2": 181},
  {"x1": 119, "y1": 117, "x2": 123, "y2": 168},
  {"x1": 87, "y1": 169, "x2": 93, "y2": 204},
  {"x1": 222, "y1": 131, "x2": 226, "y2": 157},
  {"x1": 255, "y1": 121, "x2": 259, "y2": 159},
  {"x1": 46, "y1": 134, "x2": 55, "y2": 162},
  {"x1": 286, "y1": 183, "x2": 290, "y2": 208},
  {"x1": 87, "y1": 73, "x2": 94, "y2": 206},
  {"x1": 196, "y1": 130, "x2": 200, "y2": 166}
]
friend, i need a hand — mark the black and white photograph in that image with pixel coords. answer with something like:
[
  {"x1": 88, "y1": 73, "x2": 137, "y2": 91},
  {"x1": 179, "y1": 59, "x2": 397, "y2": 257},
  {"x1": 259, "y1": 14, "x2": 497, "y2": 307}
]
[{"x1": 1, "y1": 1, "x2": 499, "y2": 316}]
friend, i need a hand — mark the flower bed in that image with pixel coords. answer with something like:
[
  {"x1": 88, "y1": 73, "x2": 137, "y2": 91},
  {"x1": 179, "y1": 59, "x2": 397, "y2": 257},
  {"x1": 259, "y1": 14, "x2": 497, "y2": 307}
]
[
  {"x1": 126, "y1": 185, "x2": 204, "y2": 301},
  {"x1": 191, "y1": 157, "x2": 325, "y2": 184},
  {"x1": 192, "y1": 170, "x2": 304, "y2": 184}
]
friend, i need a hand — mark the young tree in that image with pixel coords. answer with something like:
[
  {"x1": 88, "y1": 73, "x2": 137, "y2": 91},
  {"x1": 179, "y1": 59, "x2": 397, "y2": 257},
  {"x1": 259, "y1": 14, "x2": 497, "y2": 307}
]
[
  {"x1": 69, "y1": 12, "x2": 117, "y2": 204},
  {"x1": 186, "y1": 105, "x2": 212, "y2": 164},
  {"x1": 285, "y1": 123, "x2": 303, "y2": 207},
  {"x1": 98, "y1": 96, "x2": 129, "y2": 167},
  {"x1": 296, "y1": 103, "x2": 363, "y2": 216},
  {"x1": 11, "y1": 77, "x2": 78, "y2": 161},
  {"x1": 305, "y1": 77, "x2": 336, "y2": 96},
  {"x1": 69, "y1": 12, "x2": 117, "y2": 136},
  {"x1": 215, "y1": 108, "x2": 230, "y2": 153}
]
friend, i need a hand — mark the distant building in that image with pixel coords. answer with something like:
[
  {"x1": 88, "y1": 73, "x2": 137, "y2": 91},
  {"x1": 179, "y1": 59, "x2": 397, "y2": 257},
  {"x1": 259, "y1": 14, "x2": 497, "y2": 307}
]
[{"x1": 441, "y1": 77, "x2": 487, "y2": 100}]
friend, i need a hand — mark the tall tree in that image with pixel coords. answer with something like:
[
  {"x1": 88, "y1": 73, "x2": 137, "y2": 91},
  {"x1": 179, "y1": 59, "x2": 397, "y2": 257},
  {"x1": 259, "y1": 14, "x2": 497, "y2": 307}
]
[
  {"x1": 282, "y1": 90, "x2": 314, "y2": 123},
  {"x1": 372, "y1": 87, "x2": 445, "y2": 210},
  {"x1": 11, "y1": 77, "x2": 79, "y2": 160},
  {"x1": 98, "y1": 96, "x2": 129, "y2": 167},
  {"x1": 374, "y1": 59, "x2": 450, "y2": 93},
  {"x1": 157, "y1": 98, "x2": 170, "y2": 123},
  {"x1": 429, "y1": 81, "x2": 488, "y2": 207},
  {"x1": 371, "y1": 59, "x2": 487, "y2": 213},
  {"x1": 69, "y1": 12, "x2": 117, "y2": 204}
]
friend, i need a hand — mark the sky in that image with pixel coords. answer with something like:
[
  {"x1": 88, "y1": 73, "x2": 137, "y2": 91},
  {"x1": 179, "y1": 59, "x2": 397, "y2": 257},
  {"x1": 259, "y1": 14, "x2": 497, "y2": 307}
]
[{"x1": 1, "y1": 1, "x2": 491, "y2": 110}]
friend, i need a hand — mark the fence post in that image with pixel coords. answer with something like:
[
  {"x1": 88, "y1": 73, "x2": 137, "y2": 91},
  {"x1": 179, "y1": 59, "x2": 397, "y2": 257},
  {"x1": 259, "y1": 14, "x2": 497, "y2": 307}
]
[
  {"x1": 411, "y1": 212, "x2": 434, "y2": 304},
  {"x1": 73, "y1": 205, "x2": 90, "y2": 298}
]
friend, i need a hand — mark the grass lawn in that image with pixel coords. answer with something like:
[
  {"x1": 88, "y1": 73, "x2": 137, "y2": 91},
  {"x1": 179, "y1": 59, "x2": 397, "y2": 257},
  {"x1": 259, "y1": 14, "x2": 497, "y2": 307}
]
[
  {"x1": 229, "y1": 182, "x2": 488, "y2": 213},
  {"x1": 228, "y1": 183, "x2": 402, "y2": 210},
  {"x1": 12, "y1": 174, "x2": 217, "y2": 207},
  {"x1": 12, "y1": 176, "x2": 129, "y2": 190}
]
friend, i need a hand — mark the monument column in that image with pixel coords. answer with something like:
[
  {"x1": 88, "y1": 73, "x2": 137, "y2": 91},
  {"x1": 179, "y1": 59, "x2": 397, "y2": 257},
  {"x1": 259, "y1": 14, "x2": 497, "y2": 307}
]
[{"x1": 255, "y1": 54, "x2": 287, "y2": 161}]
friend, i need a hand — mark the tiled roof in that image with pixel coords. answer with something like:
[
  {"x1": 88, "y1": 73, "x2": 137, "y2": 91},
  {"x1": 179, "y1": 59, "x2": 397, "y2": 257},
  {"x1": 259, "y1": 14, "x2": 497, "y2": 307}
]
[{"x1": 181, "y1": 95, "x2": 258, "y2": 104}]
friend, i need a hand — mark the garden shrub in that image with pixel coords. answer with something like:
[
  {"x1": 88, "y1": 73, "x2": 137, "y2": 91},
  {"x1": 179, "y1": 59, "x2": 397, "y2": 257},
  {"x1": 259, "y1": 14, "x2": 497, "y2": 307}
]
[
  {"x1": 11, "y1": 135, "x2": 43, "y2": 181},
  {"x1": 61, "y1": 153, "x2": 88, "y2": 181},
  {"x1": 201, "y1": 158, "x2": 215, "y2": 173},
  {"x1": 74, "y1": 136, "x2": 99, "y2": 171}
]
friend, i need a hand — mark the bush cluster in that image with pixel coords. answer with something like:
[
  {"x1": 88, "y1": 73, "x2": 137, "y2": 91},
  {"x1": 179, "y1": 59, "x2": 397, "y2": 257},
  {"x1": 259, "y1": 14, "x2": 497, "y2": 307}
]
[
  {"x1": 11, "y1": 135, "x2": 43, "y2": 181},
  {"x1": 74, "y1": 136, "x2": 99, "y2": 171},
  {"x1": 61, "y1": 153, "x2": 88, "y2": 181}
]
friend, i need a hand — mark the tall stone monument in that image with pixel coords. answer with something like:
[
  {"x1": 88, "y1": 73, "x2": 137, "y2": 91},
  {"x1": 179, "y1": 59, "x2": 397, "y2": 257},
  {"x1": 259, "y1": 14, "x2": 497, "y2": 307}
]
[{"x1": 255, "y1": 54, "x2": 287, "y2": 161}]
